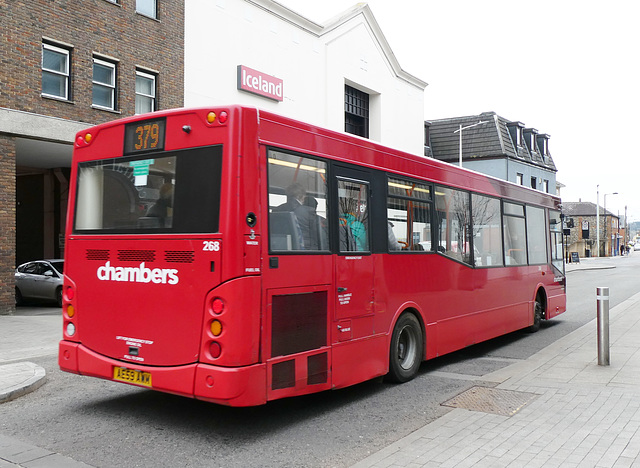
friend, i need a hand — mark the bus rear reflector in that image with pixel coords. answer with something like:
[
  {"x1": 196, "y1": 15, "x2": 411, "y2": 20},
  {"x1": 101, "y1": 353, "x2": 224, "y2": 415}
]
[{"x1": 209, "y1": 342, "x2": 221, "y2": 359}]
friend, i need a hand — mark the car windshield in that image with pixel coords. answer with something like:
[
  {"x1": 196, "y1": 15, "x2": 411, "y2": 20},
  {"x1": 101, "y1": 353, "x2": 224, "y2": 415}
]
[{"x1": 50, "y1": 261, "x2": 64, "y2": 275}]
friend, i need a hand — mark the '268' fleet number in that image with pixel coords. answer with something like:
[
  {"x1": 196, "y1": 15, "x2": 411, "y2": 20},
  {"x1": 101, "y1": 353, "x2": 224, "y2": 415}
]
[{"x1": 203, "y1": 241, "x2": 220, "y2": 251}]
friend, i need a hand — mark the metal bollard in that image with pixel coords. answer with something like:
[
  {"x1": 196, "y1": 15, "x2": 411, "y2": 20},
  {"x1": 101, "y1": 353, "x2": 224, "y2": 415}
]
[{"x1": 597, "y1": 287, "x2": 610, "y2": 366}]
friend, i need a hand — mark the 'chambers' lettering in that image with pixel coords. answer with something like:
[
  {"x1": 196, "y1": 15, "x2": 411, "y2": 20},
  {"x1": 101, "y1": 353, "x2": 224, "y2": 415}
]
[{"x1": 97, "y1": 261, "x2": 179, "y2": 285}]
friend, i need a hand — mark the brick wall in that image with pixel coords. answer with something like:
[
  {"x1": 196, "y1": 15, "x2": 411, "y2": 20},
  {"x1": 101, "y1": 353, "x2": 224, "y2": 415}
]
[
  {"x1": 0, "y1": 0, "x2": 184, "y2": 122},
  {"x1": 0, "y1": 136, "x2": 16, "y2": 314},
  {"x1": 566, "y1": 215, "x2": 621, "y2": 258}
]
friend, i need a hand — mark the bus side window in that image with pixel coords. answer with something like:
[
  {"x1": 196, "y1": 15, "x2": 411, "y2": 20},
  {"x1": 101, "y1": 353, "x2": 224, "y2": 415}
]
[
  {"x1": 435, "y1": 185, "x2": 472, "y2": 264},
  {"x1": 387, "y1": 177, "x2": 432, "y2": 252},
  {"x1": 267, "y1": 150, "x2": 329, "y2": 253},
  {"x1": 338, "y1": 181, "x2": 370, "y2": 253},
  {"x1": 471, "y1": 194, "x2": 503, "y2": 267}
]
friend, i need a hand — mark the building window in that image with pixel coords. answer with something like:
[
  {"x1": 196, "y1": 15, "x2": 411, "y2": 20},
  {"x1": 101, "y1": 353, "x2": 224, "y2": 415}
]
[
  {"x1": 137, "y1": 0, "x2": 157, "y2": 18},
  {"x1": 543, "y1": 179, "x2": 549, "y2": 193},
  {"x1": 530, "y1": 176, "x2": 537, "y2": 190},
  {"x1": 516, "y1": 173, "x2": 523, "y2": 185},
  {"x1": 92, "y1": 58, "x2": 116, "y2": 110},
  {"x1": 530, "y1": 134, "x2": 536, "y2": 152},
  {"x1": 136, "y1": 70, "x2": 157, "y2": 114},
  {"x1": 345, "y1": 85, "x2": 369, "y2": 138},
  {"x1": 42, "y1": 43, "x2": 70, "y2": 100}
]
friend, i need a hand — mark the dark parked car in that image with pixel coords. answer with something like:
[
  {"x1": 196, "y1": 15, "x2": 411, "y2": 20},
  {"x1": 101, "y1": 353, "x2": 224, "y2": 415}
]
[{"x1": 15, "y1": 260, "x2": 64, "y2": 307}]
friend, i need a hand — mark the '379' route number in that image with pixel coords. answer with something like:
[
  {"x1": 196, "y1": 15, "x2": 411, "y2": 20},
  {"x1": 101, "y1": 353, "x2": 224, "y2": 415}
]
[{"x1": 203, "y1": 241, "x2": 220, "y2": 251}]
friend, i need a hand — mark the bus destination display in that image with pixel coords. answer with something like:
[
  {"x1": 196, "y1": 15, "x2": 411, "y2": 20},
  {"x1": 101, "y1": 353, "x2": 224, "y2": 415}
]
[{"x1": 124, "y1": 118, "x2": 166, "y2": 155}]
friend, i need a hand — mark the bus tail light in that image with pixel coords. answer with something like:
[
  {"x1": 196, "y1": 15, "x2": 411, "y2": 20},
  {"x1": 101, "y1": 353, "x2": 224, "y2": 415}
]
[
  {"x1": 206, "y1": 298, "x2": 225, "y2": 359},
  {"x1": 212, "y1": 297, "x2": 225, "y2": 314},
  {"x1": 63, "y1": 282, "x2": 78, "y2": 340},
  {"x1": 210, "y1": 320, "x2": 222, "y2": 337}
]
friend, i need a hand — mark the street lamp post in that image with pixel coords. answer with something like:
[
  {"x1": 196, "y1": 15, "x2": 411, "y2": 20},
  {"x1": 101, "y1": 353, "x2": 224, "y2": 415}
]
[
  {"x1": 454, "y1": 121, "x2": 488, "y2": 167},
  {"x1": 603, "y1": 191, "x2": 618, "y2": 256},
  {"x1": 597, "y1": 185, "x2": 599, "y2": 257}
]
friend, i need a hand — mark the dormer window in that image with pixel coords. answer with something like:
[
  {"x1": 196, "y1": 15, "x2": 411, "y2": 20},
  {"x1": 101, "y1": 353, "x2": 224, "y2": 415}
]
[
  {"x1": 537, "y1": 134, "x2": 549, "y2": 157},
  {"x1": 507, "y1": 121, "x2": 525, "y2": 148}
]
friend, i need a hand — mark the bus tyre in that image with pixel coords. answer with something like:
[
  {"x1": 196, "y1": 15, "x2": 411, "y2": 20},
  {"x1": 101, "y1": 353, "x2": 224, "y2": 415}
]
[
  {"x1": 386, "y1": 313, "x2": 423, "y2": 383},
  {"x1": 527, "y1": 299, "x2": 543, "y2": 333}
]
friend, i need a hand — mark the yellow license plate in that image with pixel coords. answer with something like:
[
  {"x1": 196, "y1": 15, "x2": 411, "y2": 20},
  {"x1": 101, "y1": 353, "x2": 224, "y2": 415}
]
[{"x1": 113, "y1": 366, "x2": 152, "y2": 387}]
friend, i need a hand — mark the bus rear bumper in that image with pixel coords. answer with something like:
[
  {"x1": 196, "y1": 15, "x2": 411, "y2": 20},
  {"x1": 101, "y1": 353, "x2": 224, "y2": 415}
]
[{"x1": 59, "y1": 341, "x2": 267, "y2": 406}]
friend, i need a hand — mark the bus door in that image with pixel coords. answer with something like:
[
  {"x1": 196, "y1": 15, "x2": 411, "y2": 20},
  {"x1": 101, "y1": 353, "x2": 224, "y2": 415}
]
[{"x1": 333, "y1": 169, "x2": 375, "y2": 341}]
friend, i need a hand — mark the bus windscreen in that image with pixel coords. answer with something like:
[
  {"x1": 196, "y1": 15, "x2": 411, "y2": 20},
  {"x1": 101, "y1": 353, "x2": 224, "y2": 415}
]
[{"x1": 73, "y1": 145, "x2": 223, "y2": 234}]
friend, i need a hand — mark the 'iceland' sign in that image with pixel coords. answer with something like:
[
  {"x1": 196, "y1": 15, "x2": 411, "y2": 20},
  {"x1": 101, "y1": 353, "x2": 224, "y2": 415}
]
[{"x1": 237, "y1": 65, "x2": 283, "y2": 102}]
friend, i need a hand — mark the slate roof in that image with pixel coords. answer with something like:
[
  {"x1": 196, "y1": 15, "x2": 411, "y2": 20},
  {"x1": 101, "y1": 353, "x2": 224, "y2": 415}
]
[
  {"x1": 426, "y1": 112, "x2": 557, "y2": 172},
  {"x1": 563, "y1": 201, "x2": 618, "y2": 218}
]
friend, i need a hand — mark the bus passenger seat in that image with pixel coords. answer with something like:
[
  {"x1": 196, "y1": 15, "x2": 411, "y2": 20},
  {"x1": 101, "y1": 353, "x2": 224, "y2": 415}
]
[{"x1": 269, "y1": 211, "x2": 302, "y2": 250}]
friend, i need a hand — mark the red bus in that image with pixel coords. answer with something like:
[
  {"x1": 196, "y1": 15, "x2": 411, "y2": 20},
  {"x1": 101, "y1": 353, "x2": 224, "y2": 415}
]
[{"x1": 59, "y1": 106, "x2": 566, "y2": 406}]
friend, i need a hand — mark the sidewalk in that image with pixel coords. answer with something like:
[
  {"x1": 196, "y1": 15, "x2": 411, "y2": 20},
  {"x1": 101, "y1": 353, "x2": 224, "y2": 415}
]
[
  {"x1": 564, "y1": 252, "x2": 626, "y2": 273},
  {"x1": 354, "y1": 272, "x2": 640, "y2": 467},
  {"x1": 0, "y1": 312, "x2": 93, "y2": 467},
  {"x1": 0, "y1": 313, "x2": 60, "y2": 404}
]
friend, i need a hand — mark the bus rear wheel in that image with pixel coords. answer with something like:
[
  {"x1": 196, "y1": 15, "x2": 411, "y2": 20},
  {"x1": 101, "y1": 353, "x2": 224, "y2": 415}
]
[
  {"x1": 527, "y1": 299, "x2": 543, "y2": 333},
  {"x1": 386, "y1": 313, "x2": 423, "y2": 383}
]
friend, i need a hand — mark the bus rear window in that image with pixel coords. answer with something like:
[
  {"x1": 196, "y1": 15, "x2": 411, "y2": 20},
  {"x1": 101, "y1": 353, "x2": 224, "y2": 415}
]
[{"x1": 74, "y1": 145, "x2": 223, "y2": 234}]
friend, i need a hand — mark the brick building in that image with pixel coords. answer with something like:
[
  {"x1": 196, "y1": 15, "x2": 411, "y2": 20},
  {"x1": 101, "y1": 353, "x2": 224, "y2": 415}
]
[
  {"x1": 0, "y1": 0, "x2": 185, "y2": 313},
  {"x1": 562, "y1": 201, "x2": 622, "y2": 259}
]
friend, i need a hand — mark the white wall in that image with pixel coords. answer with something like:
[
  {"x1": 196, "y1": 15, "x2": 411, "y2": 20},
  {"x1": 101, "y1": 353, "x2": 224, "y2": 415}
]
[{"x1": 185, "y1": 0, "x2": 426, "y2": 155}]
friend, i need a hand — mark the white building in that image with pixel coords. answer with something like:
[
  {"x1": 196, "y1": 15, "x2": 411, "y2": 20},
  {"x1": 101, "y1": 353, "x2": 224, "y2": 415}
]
[{"x1": 185, "y1": 0, "x2": 427, "y2": 155}]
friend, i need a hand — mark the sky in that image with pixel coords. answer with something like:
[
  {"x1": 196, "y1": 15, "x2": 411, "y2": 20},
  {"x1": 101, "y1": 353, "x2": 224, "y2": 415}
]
[{"x1": 278, "y1": 0, "x2": 640, "y2": 222}]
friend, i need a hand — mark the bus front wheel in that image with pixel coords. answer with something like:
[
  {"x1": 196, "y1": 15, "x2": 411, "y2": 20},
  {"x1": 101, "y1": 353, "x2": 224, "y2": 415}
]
[{"x1": 386, "y1": 313, "x2": 423, "y2": 383}]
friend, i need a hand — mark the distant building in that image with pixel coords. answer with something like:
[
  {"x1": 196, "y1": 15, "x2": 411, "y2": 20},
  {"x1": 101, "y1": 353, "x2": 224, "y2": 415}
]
[
  {"x1": 562, "y1": 201, "x2": 622, "y2": 258},
  {"x1": 425, "y1": 112, "x2": 558, "y2": 194}
]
